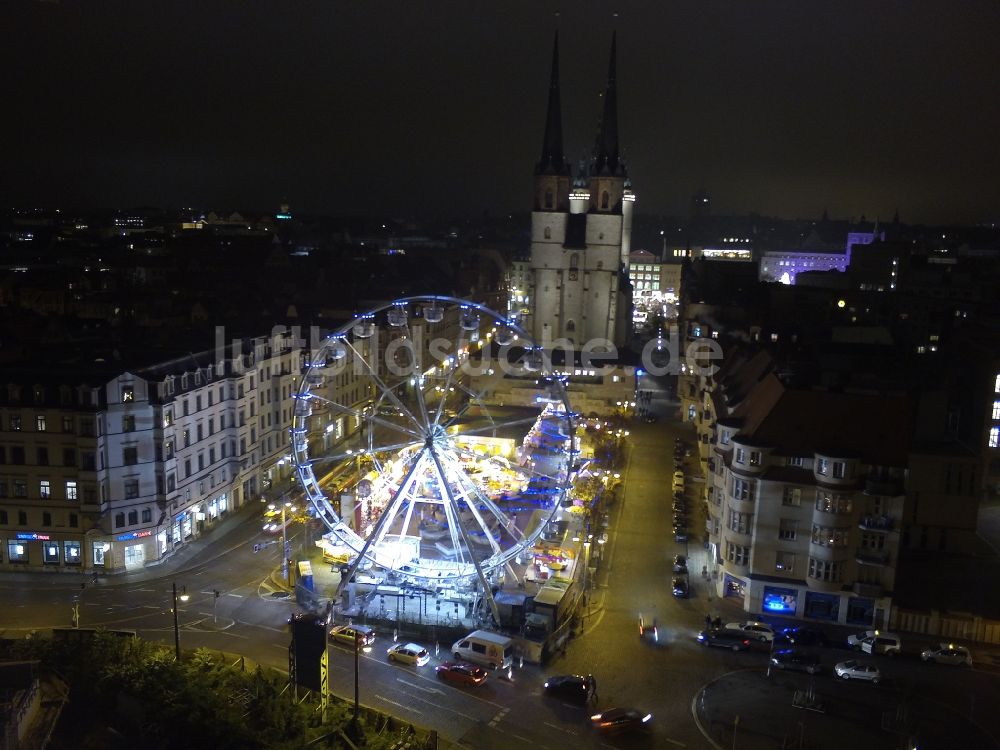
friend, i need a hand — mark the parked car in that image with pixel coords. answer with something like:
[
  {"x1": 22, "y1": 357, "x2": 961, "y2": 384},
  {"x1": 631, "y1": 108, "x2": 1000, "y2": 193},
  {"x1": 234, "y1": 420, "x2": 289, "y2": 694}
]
[
  {"x1": 672, "y1": 577, "x2": 689, "y2": 598},
  {"x1": 329, "y1": 624, "x2": 375, "y2": 648},
  {"x1": 590, "y1": 707, "x2": 652, "y2": 735},
  {"x1": 834, "y1": 659, "x2": 881, "y2": 684},
  {"x1": 435, "y1": 661, "x2": 488, "y2": 687},
  {"x1": 860, "y1": 632, "x2": 902, "y2": 657},
  {"x1": 920, "y1": 643, "x2": 972, "y2": 666},
  {"x1": 543, "y1": 674, "x2": 592, "y2": 704},
  {"x1": 771, "y1": 649, "x2": 822, "y2": 674},
  {"x1": 386, "y1": 642, "x2": 429, "y2": 666},
  {"x1": 674, "y1": 528, "x2": 689, "y2": 542},
  {"x1": 847, "y1": 629, "x2": 877, "y2": 648},
  {"x1": 725, "y1": 620, "x2": 775, "y2": 642},
  {"x1": 697, "y1": 629, "x2": 752, "y2": 651},
  {"x1": 672, "y1": 555, "x2": 688, "y2": 574},
  {"x1": 778, "y1": 626, "x2": 829, "y2": 647}
]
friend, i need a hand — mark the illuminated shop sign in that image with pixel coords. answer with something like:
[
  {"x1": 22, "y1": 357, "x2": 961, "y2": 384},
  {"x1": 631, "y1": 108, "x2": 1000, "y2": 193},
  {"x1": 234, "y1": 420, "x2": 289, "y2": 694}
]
[
  {"x1": 116, "y1": 529, "x2": 154, "y2": 542},
  {"x1": 15, "y1": 532, "x2": 51, "y2": 541}
]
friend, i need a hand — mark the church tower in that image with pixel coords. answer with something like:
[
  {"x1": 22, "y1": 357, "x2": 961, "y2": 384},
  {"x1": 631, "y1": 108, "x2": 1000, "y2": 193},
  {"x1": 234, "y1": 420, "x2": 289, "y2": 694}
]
[{"x1": 529, "y1": 32, "x2": 634, "y2": 350}]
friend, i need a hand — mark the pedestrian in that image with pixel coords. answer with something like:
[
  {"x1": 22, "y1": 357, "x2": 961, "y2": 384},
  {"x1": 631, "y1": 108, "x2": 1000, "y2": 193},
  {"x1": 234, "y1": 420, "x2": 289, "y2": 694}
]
[
  {"x1": 705, "y1": 614, "x2": 712, "y2": 631},
  {"x1": 588, "y1": 674, "x2": 598, "y2": 701},
  {"x1": 713, "y1": 616, "x2": 722, "y2": 630},
  {"x1": 702, "y1": 565, "x2": 708, "y2": 579}
]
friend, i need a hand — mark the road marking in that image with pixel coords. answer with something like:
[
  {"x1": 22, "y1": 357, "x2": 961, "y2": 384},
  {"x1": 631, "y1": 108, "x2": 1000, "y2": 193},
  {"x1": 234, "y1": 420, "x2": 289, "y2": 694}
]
[
  {"x1": 663, "y1": 738, "x2": 686, "y2": 747},
  {"x1": 127, "y1": 588, "x2": 155, "y2": 593},
  {"x1": 396, "y1": 677, "x2": 444, "y2": 695},
  {"x1": 400, "y1": 691, "x2": 477, "y2": 720},
  {"x1": 374, "y1": 694, "x2": 422, "y2": 714},
  {"x1": 543, "y1": 721, "x2": 578, "y2": 735},
  {"x1": 226, "y1": 593, "x2": 243, "y2": 598},
  {"x1": 488, "y1": 707, "x2": 509, "y2": 727},
  {"x1": 143, "y1": 605, "x2": 160, "y2": 610},
  {"x1": 192, "y1": 570, "x2": 207, "y2": 576}
]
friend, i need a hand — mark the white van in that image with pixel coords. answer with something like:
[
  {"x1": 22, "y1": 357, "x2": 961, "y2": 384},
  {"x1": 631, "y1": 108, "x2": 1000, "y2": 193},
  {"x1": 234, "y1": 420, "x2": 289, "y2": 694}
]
[{"x1": 451, "y1": 630, "x2": 513, "y2": 670}]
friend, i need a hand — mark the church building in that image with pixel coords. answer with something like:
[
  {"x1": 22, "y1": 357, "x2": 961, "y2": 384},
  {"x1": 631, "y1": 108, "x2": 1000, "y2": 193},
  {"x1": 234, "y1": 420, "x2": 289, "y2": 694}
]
[{"x1": 528, "y1": 32, "x2": 635, "y2": 351}]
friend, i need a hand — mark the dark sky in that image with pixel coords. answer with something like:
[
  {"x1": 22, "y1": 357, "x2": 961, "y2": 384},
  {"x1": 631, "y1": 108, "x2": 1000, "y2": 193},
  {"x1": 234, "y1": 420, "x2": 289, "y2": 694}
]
[{"x1": 4, "y1": 1, "x2": 999, "y2": 224}]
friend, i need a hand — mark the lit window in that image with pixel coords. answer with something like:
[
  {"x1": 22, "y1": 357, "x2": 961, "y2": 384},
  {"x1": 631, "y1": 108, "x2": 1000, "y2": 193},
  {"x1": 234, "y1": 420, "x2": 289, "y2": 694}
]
[
  {"x1": 122, "y1": 385, "x2": 134, "y2": 403},
  {"x1": 40, "y1": 480, "x2": 51, "y2": 498},
  {"x1": 36, "y1": 415, "x2": 47, "y2": 432},
  {"x1": 816, "y1": 458, "x2": 829, "y2": 475},
  {"x1": 993, "y1": 401, "x2": 1000, "y2": 421},
  {"x1": 995, "y1": 374, "x2": 1000, "y2": 393},
  {"x1": 991, "y1": 427, "x2": 1000, "y2": 449},
  {"x1": 65, "y1": 481, "x2": 78, "y2": 500}
]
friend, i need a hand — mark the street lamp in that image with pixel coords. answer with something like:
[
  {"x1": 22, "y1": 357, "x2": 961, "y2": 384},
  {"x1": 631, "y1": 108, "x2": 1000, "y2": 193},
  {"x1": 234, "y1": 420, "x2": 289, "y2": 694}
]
[
  {"x1": 172, "y1": 582, "x2": 189, "y2": 661},
  {"x1": 350, "y1": 627, "x2": 373, "y2": 738},
  {"x1": 269, "y1": 500, "x2": 297, "y2": 586}
]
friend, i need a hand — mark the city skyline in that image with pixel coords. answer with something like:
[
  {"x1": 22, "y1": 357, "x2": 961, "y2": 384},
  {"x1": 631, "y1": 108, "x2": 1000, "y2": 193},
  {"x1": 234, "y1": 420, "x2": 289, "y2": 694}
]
[{"x1": 3, "y1": 1, "x2": 998, "y2": 225}]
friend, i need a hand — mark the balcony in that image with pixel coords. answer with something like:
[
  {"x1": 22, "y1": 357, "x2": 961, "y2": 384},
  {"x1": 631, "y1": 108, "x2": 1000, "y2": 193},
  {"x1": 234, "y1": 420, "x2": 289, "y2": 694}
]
[
  {"x1": 852, "y1": 581, "x2": 883, "y2": 598},
  {"x1": 859, "y1": 515, "x2": 894, "y2": 532},
  {"x1": 856, "y1": 549, "x2": 892, "y2": 567},
  {"x1": 864, "y1": 477, "x2": 904, "y2": 496}
]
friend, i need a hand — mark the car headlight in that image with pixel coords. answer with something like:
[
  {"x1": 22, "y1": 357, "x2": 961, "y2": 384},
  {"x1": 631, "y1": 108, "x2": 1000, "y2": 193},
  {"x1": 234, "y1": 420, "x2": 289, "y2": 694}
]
[{"x1": 590, "y1": 714, "x2": 603, "y2": 721}]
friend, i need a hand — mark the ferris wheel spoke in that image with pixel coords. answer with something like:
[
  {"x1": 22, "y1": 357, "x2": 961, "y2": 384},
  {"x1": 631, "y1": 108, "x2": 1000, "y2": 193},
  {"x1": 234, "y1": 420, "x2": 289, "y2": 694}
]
[
  {"x1": 441, "y1": 379, "x2": 492, "y2": 430},
  {"x1": 343, "y1": 338, "x2": 425, "y2": 434},
  {"x1": 367, "y1": 446, "x2": 428, "y2": 554},
  {"x1": 308, "y1": 393, "x2": 422, "y2": 441},
  {"x1": 443, "y1": 453, "x2": 523, "y2": 548}
]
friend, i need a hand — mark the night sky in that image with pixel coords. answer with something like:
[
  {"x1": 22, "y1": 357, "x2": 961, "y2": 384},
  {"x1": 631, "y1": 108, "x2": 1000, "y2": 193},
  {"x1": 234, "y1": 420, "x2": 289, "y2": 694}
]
[{"x1": 4, "y1": 1, "x2": 998, "y2": 224}]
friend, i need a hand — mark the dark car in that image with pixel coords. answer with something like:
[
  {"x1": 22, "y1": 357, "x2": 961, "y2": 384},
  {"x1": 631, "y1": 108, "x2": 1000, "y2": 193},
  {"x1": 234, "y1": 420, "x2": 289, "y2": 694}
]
[
  {"x1": 543, "y1": 674, "x2": 592, "y2": 704},
  {"x1": 642, "y1": 414, "x2": 658, "y2": 423},
  {"x1": 672, "y1": 555, "x2": 688, "y2": 574},
  {"x1": 435, "y1": 662, "x2": 488, "y2": 687},
  {"x1": 672, "y1": 577, "x2": 689, "y2": 598},
  {"x1": 590, "y1": 707, "x2": 652, "y2": 735},
  {"x1": 674, "y1": 528, "x2": 689, "y2": 542},
  {"x1": 779, "y1": 626, "x2": 830, "y2": 648},
  {"x1": 697, "y1": 629, "x2": 751, "y2": 651},
  {"x1": 771, "y1": 649, "x2": 822, "y2": 674}
]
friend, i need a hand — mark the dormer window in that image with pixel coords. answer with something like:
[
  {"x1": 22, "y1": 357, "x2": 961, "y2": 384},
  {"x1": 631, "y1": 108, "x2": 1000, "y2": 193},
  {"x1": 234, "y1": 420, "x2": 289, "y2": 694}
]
[
  {"x1": 601, "y1": 191, "x2": 609, "y2": 209},
  {"x1": 720, "y1": 431, "x2": 731, "y2": 446},
  {"x1": 121, "y1": 385, "x2": 134, "y2": 403},
  {"x1": 749, "y1": 451, "x2": 762, "y2": 467},
  {"x1": 735, "y1": 447, "x2": 746, "y2": 464},
  {"x1": 817, "y1": 458, "x2": 829, "y2": 475},
  {"x1": 832, "y1": 461, "x2": 847, "y2": 479},
  {"x1": 788, "y1": 457, "x2": 803, "y2": 467}
]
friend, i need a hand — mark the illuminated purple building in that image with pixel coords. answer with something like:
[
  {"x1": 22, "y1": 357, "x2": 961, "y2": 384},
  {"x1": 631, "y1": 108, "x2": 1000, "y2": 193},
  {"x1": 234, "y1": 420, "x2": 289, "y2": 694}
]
[{"x1": 760, "y1": 229, "x2": 883, "y2": 284}]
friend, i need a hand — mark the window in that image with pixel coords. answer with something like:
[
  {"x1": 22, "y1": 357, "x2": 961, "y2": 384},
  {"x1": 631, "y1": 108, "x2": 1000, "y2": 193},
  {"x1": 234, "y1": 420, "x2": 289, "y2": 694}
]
[
  {"x1": 0, "y1": 446, "x2": 4, "y2": 464},
  {"x1": 17, "y1": 510, "x2": 27, "y2": 525},
  {"x1": 63, "y1": 448, "x2": 76, "y2": 467},
  {"x1": 167, "y1": 474, "x2": 175, "y2": 492},
  {"x1": 165, "y1": 440, "x2": 174, "y2": 459},
  {"x1": 123, "y1": 415, "x2": 136, "y2": 432},
  {"x1": 720, "y1": 430, "x2": 731, "y2": 445},
  {"x1": 860, "y1": 532, "x2": 886, "y2": 550},
  {"x1": 728, "y1": 510, "x2": 753, "y2": 534},
  {"x1": 39, "y1": 480, "x2": 51, "y2": 498},
  {"x1": 36, "y1": 415, "x2": 47, "y2": 432},
  {"x1": 601, "y1": 191, "x2": 609, "y2": 209},
  {"x1": 735, "y1": 447, "x2": 746, "y2": 464},
  {"x1": 10, "y1": 415, "x2": 21, "y2": 431},
  {"x1": 42, "y1": 511, "x2": 51, "y2": 526},
  {"x1": 81, "y1": 451, "x2": 96, "y2": 470},
  {"x1": 164, "y1": 409, "x2": 174, "y2": 427},
  {"x1": 11, "y1": 446, "x2": 24, "y2": 464},
  {"x1": 815, "y1": 491, "x2": 852, "y2": 515},
  {"x1": 124, "y1": 479, "x2": 139, "y2": 499},
  {"x1": 196, "y1": 395, "x2": 202, "y2": 411},
  {"x1": 991, "y1": 428, "x2": 999, "y2": 449},
  {"x1": 778, "y1": 519, "x2": 797, "y2": 541},
  {"x1": 832, "y1": 461, "x2": 847, "y2": 479},
  {"x1": 66, "y1": 480, "x2": 78, "y2": 500},
  {"x1": 14, "y1": 480, "x2": 27, "y2": 498},
  {"x1": 93, "y1": 542, "x2": 106, "y2": 566},
  {"x1": 115, "y1": 512, "x2": 125, "y2": 528},
  {"x1": 123, "y1": 447, "x2": 138, "y2": 466},
  {"x1": 995, "y1": 373, "x2": 1000, "y2": 393},
  {"x1": 731, "y1": 478, "x2": 756, "y2": 503},
  {"x1": 726, "y1": 542, "x2": 750, "y2": 566},
  {"x1": 788, "y1": 456, "x2": 803, "y2": 467},
  {"x1": 142, "y1": 508, "x2": 152, "y2": 524},
  {"x1": 184, "y1": 459, "x2": 191, "y2": 478},
  {"x1": 121, "y1": 385, "x2": 134, "y2": 402},
  {"x1": 198, "y1": 454, "x2": 205, "y2": 471},
  {"x1": 775, "y1": 551, "x2": 795, "y2": 573},
  {"x1": 782, "y1": 487, "x2": 801, "y2": 507},
  {"x1": 993, "y1": 401, "x2": 1000, "y2": 420},
  {"x1": 128, "y1": 510, "x2": 138, "y2": 525},
  {"x1": 61, "y1": 416, "x2": 74, "y2": 433},
  {"x1": 816, "y1": 458, "x2": 829, "y2": 475},
  {"x1": 811, "y1": 524, "x2": 850, "y2": 547},
  {"x1": 8, "y1": 541, "x2": 27, "y2": 563},
  {"x1": 0, "y1": 509, "x2": 6, "y2": 523},
  {"x1": 197, "y1": 424, "x2": 203, "y2": 441},
  {"x1": 808, "y1": 558, "x2": 842, "y2": 582},
  {"x1": 37, "y1": 447, "x2": 48, "y2": 465},
  {"x1": 749, "y1": 451, "x2": 762, "y2": 467},
  {"x1": 64, "y1": 541, "x2": 82, "y2": 564},
  {"x1": 69, "y1": 512, "x2": 77, "y2": 527},
  {"x1": 183, "y1": 429, "x2": 191, "y2": 447}
]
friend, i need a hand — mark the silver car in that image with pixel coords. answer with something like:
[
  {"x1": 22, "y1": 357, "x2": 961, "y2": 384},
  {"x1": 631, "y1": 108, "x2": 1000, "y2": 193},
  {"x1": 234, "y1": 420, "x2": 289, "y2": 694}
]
[
  {"x1": 921, "y1": 643, "x2": 972, "y2": 666},
  {"x1": 834, "y1": 659, "x2": 881, "y2": 685}
]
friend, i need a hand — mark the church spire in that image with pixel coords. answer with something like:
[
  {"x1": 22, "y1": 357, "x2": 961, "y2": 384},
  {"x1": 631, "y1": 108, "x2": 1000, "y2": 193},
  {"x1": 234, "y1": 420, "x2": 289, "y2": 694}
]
[
  {"x1": 592, "y1": 32, "x2": 622, "y2": 176},
  {"x1": 536, "y1": 32, "x2": 567, "y2": 176}
]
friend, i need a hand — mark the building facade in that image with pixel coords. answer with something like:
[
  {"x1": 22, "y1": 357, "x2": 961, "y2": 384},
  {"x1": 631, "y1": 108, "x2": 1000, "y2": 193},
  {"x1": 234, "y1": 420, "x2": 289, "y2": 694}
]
[{"x1": 529, "y1": 33, "x2": 634, "y2": 350}]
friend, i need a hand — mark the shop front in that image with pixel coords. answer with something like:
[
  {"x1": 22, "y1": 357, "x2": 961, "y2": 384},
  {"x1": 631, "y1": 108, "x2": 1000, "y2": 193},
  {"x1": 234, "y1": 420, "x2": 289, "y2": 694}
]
[
  {"x1": 116, "y1": 529, "x2": 155, "y2": 569},
  {"x1": 723, "y1": 572, "x2": 747, "y2": 600},
  {"x1": 762, "y1": 585, "x2": 798, "y2": 616},
  {"x1": 804, "y1": 591, "x2": 841, "y2": 622},
  {"x1": 4, "y1": 532, "x2": 86, "y2": 571}
]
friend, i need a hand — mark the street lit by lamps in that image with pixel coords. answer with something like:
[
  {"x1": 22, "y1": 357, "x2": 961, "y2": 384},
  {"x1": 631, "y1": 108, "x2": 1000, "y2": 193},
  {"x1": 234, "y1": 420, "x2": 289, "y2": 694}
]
[{"x1": 172, "y1": 582, "x2": 189, "y2": 661}]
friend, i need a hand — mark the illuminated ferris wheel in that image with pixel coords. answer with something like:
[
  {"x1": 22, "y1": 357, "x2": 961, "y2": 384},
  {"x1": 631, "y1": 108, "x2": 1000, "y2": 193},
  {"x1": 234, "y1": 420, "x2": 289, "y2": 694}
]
[{"x1": 291, "y1": 296, "x2": 575, "y2": 602}]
